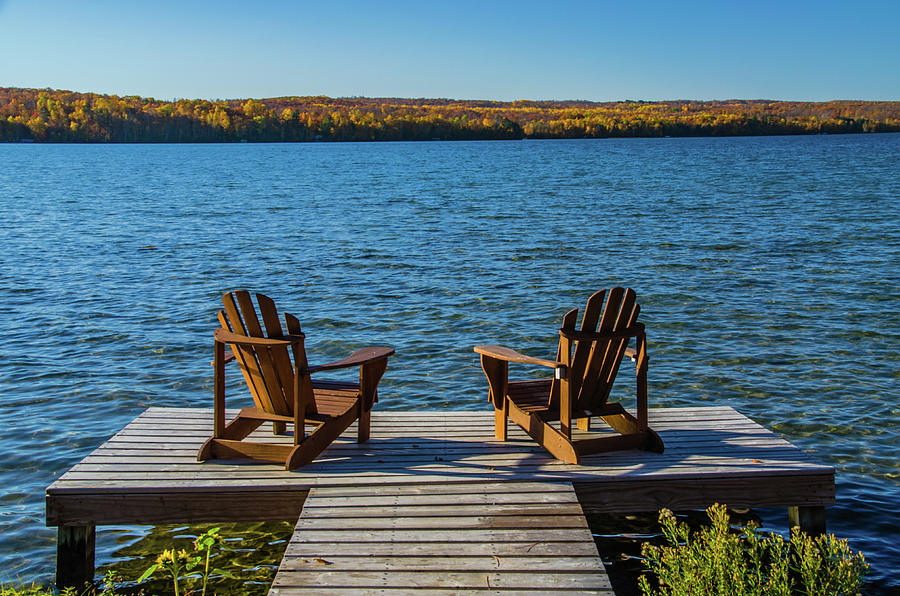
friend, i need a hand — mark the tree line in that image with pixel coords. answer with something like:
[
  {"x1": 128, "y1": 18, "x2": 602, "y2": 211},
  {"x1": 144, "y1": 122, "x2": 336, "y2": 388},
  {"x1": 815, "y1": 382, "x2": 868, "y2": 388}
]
[{"x1": 2, "y1": 87, "x2": 898, "y2": 143}]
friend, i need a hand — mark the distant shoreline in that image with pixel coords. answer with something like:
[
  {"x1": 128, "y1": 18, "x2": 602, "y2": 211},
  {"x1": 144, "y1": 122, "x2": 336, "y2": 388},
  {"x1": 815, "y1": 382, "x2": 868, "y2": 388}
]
[
  {"x1": 7, "y1": 132, "x2": 900, "y2": 145},
  {"x1": 3, "y1": 87, "x2": 899, "y2": 143}
]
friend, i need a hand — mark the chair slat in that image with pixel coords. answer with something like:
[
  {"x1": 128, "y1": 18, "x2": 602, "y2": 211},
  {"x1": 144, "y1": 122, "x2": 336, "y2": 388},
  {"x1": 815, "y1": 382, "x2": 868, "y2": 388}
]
[
  {"x1": 285, "y1": 312, "x2": 317, "y2": 416},
  {"x1": 257, "y1": 293, "x2": 296, "y2": 416},
  {"x1": 234, "y1": 291, "x2": 290, "y2": 416},
  {"x1": 568, "y1": 290, "x2": 606, "y2": 403},
  {"x1": 222, "y1": 294, "x2": 275, "y2": 413},
  {"x1": 578, "y1": 287, "x2": 632, "y2": 410},
  {"x1": 598, "y1": 302, "x2": 639, "y2": 405},
  {"x1": 217, "y1": 309, "x2": 264, "y2": 410},
  {"x1": 583, "y1": 289, "x2": 636, "y2": 407}
]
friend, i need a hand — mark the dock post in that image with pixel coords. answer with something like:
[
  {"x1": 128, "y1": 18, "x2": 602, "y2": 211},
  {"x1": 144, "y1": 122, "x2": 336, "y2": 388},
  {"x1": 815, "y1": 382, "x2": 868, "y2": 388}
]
[
  {"x1": 788, "y1": 506, "x2": 826, "y2": 536},
  {"x1": 57, "y1": 525, "x2": 95, "y2": 590}
]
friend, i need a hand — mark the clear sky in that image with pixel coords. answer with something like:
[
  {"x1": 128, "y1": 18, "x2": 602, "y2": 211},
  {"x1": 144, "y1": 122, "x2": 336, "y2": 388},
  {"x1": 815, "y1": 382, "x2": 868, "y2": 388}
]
[{"x1": 2, "y1": 0, "x2": 898, "y2": 102}]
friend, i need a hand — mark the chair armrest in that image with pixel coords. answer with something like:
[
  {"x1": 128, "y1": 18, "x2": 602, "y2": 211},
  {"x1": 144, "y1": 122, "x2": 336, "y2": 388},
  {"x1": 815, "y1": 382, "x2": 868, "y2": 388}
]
[
  {"x1": 306, "y1": 346, "x2": 394, "y2": 374},
  {"x1": 474, "y1": 345, "x2": 562, "y2": 369},
  {"x1": 214, "y1": 328, "x2": 306, "y2": 347}
]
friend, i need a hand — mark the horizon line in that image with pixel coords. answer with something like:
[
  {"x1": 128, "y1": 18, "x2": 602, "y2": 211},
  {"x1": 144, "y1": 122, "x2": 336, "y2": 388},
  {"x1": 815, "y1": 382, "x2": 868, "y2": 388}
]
[{"x1": 3, "y1": 85, "x2": 898, "y2": 105}]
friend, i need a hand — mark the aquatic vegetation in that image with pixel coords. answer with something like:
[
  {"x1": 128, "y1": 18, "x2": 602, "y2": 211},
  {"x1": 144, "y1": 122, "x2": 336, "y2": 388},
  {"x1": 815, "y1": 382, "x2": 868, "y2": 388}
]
[
  {"x1": 638, "y1": 504, "x2": 868, "y2": 595},
  {"x1": 0, "y1": 583, "x2": 55, "y2": 595},
  {"x1": 1, "y1": 571, "x2": 118, "y2": 595},
  {"x1": 2, "y1": 523, "x2": 284, "y2": 594},
  {"x1": 100, "y1": 521, "x2": 291, "y2": 595},
  {"x1": 137, "y1": 527, "x2": 234, "y2": 596}
]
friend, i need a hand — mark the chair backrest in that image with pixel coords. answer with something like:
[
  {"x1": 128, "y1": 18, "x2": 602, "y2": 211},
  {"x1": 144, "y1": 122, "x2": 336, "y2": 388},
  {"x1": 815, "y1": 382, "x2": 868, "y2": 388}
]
[
  {"x1": 218, "y1": 291, "x2": 315, "y2": 417},
  {"x1": 549, "y1": 287, "x2": 640, "y2": 412}
]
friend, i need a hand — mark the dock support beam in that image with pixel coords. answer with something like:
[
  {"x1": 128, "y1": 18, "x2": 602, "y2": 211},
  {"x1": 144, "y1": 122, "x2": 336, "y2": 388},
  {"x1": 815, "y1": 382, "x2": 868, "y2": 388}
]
[
  {"x1": 57, "y1": 525, "x2": 95, "y2": 590},
  {"x1": 788, "y1": 505, "x2": 826, "y2": 536}
]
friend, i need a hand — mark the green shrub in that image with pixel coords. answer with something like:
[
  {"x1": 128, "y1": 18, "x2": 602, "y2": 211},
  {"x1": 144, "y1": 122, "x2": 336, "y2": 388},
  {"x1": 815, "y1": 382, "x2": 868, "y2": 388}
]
[{"x1": 638, "y1": 504, "x2": 868, "y2": 595}]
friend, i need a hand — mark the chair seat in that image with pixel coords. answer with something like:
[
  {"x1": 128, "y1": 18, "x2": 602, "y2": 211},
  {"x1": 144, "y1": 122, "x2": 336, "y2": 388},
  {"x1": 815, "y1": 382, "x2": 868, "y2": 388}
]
[
  {"x1": 310, "y1": 380, "x2": 362, "y2": 417},
  {"x1": 507, "y1": 379, "x2": 553, "y2": 413},
  {"x1": 238, "y1": 380, "x2": 361, "y2": 423},
  {"x1": 508, "y1": 379, "x2": 626, "y2": 422}
]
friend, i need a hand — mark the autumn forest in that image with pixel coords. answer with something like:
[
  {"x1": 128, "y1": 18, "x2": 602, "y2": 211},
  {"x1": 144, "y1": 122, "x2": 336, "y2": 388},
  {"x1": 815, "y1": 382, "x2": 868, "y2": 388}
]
[{"x1": 2, "y1": 87, "x2": 899, "y2": 143}]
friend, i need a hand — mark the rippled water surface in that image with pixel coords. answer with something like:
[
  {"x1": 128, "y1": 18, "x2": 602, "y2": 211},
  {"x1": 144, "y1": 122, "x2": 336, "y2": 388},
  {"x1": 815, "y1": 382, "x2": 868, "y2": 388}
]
[{"x1": 1, "y1": 135, "x2": 898, "y2": 592}]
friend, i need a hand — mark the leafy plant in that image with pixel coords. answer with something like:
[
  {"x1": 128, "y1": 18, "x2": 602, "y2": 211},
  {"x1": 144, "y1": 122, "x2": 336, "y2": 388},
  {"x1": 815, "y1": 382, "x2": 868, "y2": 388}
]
[
  {"x1": 4, "y1": 528, "x2": 240, "y2": 595},
  {"x1": 138, "y1": 548, "x2": 193, "y2": 596},
  {"x1": 638, "y1": 504, "x2": 868, "y2": 595},
  {"x1": 0, "y1": 582, "x2": 55, "y2": 596},
  {"x1": 137, "y1": 527, "x2": 233, "y2": 596},
  {"x1": 193, "y1": 527, "x2": 227, "y2": 596},
  {"x1": 2, "y1": 570, "x2": 122, "y2": 596},
  {"x1": 793, "y1": 530, "x2": 870, "y2": 595}
]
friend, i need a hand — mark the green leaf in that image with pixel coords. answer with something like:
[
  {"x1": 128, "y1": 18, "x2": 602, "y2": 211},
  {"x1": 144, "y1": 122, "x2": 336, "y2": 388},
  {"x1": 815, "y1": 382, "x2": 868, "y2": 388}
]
[
  {"x1": 137, "y1": 563, "x2": 159, "y2": 583},
  {"x1": 210, "y1": 567, "x2": 239, "y2": 579}
]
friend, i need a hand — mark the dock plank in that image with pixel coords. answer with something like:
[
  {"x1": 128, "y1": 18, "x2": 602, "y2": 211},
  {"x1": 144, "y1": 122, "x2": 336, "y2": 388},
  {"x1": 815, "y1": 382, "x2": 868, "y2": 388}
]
[
  {"x1": 47, "y1": 407, "x2": 834, "y2": 522},
  {"x1": 269, "y1": 483, "x2": 613, "y2": 595}
]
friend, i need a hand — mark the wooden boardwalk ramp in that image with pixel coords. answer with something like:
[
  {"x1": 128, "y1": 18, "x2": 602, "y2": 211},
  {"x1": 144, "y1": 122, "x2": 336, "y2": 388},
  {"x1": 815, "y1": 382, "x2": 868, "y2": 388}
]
[{"x1": 271, "y1": 482, "x2": 612, "y2": 595}]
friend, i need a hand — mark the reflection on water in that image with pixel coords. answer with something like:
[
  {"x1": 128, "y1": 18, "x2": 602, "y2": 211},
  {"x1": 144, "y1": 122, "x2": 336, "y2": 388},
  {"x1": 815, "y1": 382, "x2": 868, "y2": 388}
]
[{"x1": 0, "y1": 134, "x2": 897, "y2": 591}]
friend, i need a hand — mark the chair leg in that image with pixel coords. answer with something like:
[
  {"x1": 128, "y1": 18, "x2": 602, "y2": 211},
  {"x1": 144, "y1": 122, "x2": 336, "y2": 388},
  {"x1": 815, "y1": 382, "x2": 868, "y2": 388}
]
[
  {"x1": 273, "y1": 421, "x2": 287, "y2": 435},
  {"x1": 577, "y1": 417, "x2": 591, "y2": 431},
  {"x1": 357, "y1": 403, "x2": 371, "y2": 443},
  {"x1": 482, "y1": 355, "x2": 508, "y2": 441},
  {"x1": 494, "y1": 399, "x2": 508, "y2": 441}
]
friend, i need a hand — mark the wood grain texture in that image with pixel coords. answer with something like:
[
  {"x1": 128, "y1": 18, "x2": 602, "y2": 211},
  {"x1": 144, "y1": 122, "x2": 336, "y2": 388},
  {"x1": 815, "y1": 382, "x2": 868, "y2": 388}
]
[
  {"x1": 269, "y1": 482, "x2": 611, "y2": 594},
  {"x1": 47, "y1": 407, "x2": 833, "y2": 527}
]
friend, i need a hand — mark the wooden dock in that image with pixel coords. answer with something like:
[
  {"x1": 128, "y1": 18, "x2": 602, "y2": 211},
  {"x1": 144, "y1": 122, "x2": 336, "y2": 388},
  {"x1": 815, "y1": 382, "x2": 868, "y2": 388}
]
[
  {"x1": 272, "y1": 482, "x2": 611, "y2": 594},
  {"x1": 46, "y1": 407, "x2": 834, "y2": 592}
]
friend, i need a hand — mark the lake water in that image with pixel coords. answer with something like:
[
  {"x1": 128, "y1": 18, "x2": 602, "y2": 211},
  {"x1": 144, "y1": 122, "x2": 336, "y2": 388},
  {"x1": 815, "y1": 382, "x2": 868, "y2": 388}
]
[{"x1": 1, "y1": 135, "x2": 898, "y2": 593}]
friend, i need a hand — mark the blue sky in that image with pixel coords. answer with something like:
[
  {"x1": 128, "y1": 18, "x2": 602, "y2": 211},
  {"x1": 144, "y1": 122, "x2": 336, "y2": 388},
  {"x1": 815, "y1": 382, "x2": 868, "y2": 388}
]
[{"x1": 1, "y1": 0, "x2": 898, "y2": 102}]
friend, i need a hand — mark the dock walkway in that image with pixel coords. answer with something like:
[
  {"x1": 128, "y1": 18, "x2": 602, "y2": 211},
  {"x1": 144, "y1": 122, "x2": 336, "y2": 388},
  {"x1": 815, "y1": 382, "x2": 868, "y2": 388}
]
[
  {"x1": 46, "y1": 407, "x2": 834, "y2": 592},
  {"x1": 272, "y1": 482, "x2": 611, "y2": 594}
]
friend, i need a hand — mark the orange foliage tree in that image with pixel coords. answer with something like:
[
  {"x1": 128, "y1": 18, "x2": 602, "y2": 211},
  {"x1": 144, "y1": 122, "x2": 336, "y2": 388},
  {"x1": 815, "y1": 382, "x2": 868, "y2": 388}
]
[{"x1": 1, "y1": 87, "x2": 898, "y2": 142}]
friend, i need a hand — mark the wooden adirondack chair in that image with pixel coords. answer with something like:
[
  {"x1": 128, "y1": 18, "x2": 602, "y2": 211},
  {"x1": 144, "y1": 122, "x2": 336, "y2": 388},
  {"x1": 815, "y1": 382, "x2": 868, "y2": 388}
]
[
  {"x1": 197, "y1": 291, "x2": 394, "y2": 470},
  {"x1": 474, "y1": 287, "x2": 663, "y2": 464}
]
